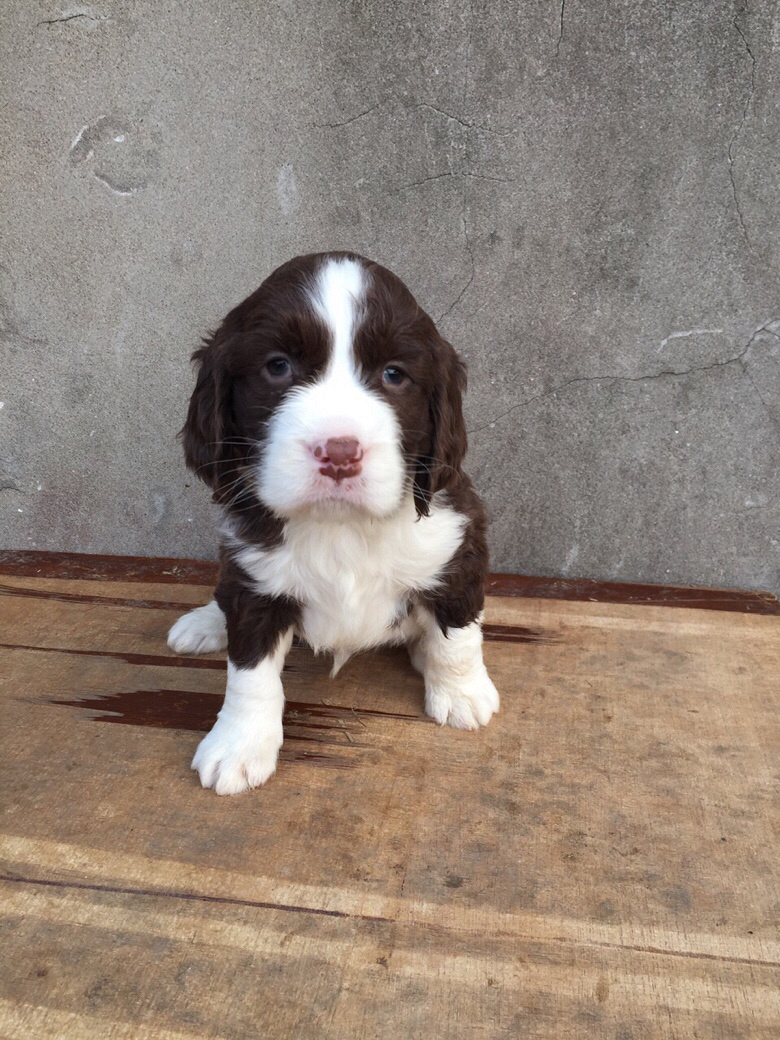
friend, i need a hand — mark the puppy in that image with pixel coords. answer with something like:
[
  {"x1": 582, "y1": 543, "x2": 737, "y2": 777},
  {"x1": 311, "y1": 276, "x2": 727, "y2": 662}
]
[{"x1": 168, "y1": 251, "x2": 499, "y2": 794}]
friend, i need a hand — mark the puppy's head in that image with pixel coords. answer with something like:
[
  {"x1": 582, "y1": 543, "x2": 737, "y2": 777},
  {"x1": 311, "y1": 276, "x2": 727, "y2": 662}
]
[{"x1": 182, "y1": 252, "x2": 468, "y2": 520}]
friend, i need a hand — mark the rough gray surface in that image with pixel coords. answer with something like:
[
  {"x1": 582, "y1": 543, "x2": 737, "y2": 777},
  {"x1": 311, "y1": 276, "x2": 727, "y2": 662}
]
[{"x1": 1, "y1": 0, "x2": 778, "y2": 592}]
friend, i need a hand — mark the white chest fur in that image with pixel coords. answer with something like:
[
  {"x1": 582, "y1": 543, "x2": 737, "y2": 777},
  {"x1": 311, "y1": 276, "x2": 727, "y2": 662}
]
[{"x1": 228, "y1": 496, "x2": 466, "y2": 654}]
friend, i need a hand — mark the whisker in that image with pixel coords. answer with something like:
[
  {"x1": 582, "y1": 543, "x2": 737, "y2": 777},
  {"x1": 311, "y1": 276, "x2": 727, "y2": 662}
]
[
  {"x1": 218, "y1": 476, "x2": 252, "y2": 500},
  {"x1": 220, "y1": 485, "x2": 258, "y2": 511},
  {"x1": 192, "y1": 454, "x2": 255, "y2": 475},
  {"x1": 403, "y1": 454, "x2": 460, "y2": 478},
  {"x1": 201, "y1": 438, "x2": 258, "y2": 448},
  {"x1": 220, "y1": 496, "x2": 264, "y2": 516}
]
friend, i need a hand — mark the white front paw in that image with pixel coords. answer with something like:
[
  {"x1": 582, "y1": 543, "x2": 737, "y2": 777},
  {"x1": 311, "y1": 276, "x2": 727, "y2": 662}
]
[
  {"x1": 168, "y1": 601, "x2": 227, "y2": 655},
  {"x1": 192, "y1": 711, "x2": 283, "y2": 795},
  {"x1": 425, "y1": 671, "x2": 499, "y2": 730}
]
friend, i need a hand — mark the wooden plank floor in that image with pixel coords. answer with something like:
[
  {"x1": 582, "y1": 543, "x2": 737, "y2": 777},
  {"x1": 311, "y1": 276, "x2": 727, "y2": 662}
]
[{"x1": 1, "y1": 556, "x2": 778, "y2": 1039}]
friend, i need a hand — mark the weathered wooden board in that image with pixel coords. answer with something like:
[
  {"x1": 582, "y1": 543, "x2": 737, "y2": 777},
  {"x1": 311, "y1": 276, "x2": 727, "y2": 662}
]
[{"x1": 1, "y1": 561, "x2": 778, "y2": 1039}]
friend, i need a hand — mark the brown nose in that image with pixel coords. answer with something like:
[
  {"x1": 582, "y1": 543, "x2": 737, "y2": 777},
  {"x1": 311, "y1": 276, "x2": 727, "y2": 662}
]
[{"x1": 320, "y1": 437, "x2": 362, "y2": 466}]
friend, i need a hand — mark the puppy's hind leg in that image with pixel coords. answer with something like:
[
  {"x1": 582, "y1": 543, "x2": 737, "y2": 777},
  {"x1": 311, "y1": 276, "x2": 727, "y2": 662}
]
[
  {"x1": 167, "y1": 600, "x2": 227, "y2": 655},
  {"x1": 407, "y1": 606, "x2": 499, "y2": 730},
  {"x1": 400, "y1": 610, "x2": 427, "y2": 676}
]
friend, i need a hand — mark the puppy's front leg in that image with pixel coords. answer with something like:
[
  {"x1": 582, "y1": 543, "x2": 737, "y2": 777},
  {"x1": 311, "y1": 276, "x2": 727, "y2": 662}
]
[
  {"x1": 192, "y1": 627, "x2": 293, "y2": 795},
  {"x1": 407, "y1": 606, "x2": 499, "y2": 730}
]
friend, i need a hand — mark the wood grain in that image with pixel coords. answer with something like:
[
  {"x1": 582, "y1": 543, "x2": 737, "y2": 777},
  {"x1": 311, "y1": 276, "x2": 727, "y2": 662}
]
[{"x1": 1, "y1": 566, "x2": 778, "y2": 1038}]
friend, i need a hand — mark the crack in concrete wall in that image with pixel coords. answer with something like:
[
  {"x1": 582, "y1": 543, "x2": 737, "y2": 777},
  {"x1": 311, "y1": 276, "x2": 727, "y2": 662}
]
[
  {"x1": 38, "y1": 8, "x2": 107, "y2": 29},
  {"x1": 311, "y1": 100, "x2": 388, "y2": 130},
  {"x1": 438, "y1": 183, "x2": 476, "y2": 324},
  {"x1": 556, "y1": 0, "x2": 566, "y2": 57},
  {"x1": 728, "y1": 1, "x2": 758, "y2": 245},
  {"x1": 415, "y1": 103, "x2": 510, "y2": 137},
  {"x1": 469, "y1": 320, "x2": 780, "y2": 436}
]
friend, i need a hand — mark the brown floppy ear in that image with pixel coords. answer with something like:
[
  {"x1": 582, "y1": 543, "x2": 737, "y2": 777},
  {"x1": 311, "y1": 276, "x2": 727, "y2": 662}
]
[
  {"x1": 414, "y1": 334, "x2": 468, "y2": 517},
  {"x1": 180, "y1": 335, "x2": 233, "y2": 491}
]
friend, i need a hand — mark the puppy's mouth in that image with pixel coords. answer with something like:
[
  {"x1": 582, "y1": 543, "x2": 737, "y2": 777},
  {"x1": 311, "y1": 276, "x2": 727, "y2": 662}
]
[
  {"x1": 311, "y1": 468, "x2": 365, "y2": 501},
  {"x1": 318, "y1": 462, "x2": 362, "y2": 483},
  {"x1": 304, "y1": 457, "x2": 385, "y2": 515}
]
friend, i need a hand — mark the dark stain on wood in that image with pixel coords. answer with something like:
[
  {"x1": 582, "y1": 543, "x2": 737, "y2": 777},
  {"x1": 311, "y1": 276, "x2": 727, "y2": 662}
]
[
  {"x1": 46, "y1": 687, "x2": 426, "y2": 772},
  {"x1": 482, "y1": 623, "x2": 559, "y2": 644},
  {"x1": 48, "y1": 688, "x2": 391, "y2": 768}
]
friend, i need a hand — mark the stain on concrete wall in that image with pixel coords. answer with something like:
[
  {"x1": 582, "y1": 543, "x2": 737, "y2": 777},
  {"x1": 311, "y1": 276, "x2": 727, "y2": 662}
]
[
  {"x1": 70, "y1": 114, "x2": 160, "y2": 196},
  {"x1": 1, "y1": 0, "x2": 778, "y2": 592}
]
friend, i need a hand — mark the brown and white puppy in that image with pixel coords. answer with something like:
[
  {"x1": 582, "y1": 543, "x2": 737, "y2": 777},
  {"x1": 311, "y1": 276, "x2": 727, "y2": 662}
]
[{"x1": 168, "y1": 251, "x2": 499, "y2": 794}]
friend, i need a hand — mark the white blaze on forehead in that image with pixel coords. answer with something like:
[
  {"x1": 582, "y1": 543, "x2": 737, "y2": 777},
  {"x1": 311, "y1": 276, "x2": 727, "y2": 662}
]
[{"x1": 308, "y1": 257, "x2": 366, "y2": 376}]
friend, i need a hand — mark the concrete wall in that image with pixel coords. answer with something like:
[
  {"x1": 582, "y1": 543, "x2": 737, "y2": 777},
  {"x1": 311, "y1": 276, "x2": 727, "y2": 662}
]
[{"x1": 2, "y1": 1, "x2": 778, "y2": 592}]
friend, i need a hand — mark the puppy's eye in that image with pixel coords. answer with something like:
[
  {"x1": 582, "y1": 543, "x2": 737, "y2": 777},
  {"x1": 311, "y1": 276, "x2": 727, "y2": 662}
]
[
  {"x1": 382, "y1": 365, "x2": 407, "y2": 387},
  {"x1": 264, "y1": 357, "x2": 292, "y2": 382}
]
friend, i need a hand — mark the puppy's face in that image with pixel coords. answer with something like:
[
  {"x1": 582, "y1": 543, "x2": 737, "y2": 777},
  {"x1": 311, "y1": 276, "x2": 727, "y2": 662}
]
[{"x1": 183, "y1": 252, "x2": 467, "y2": 521}]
